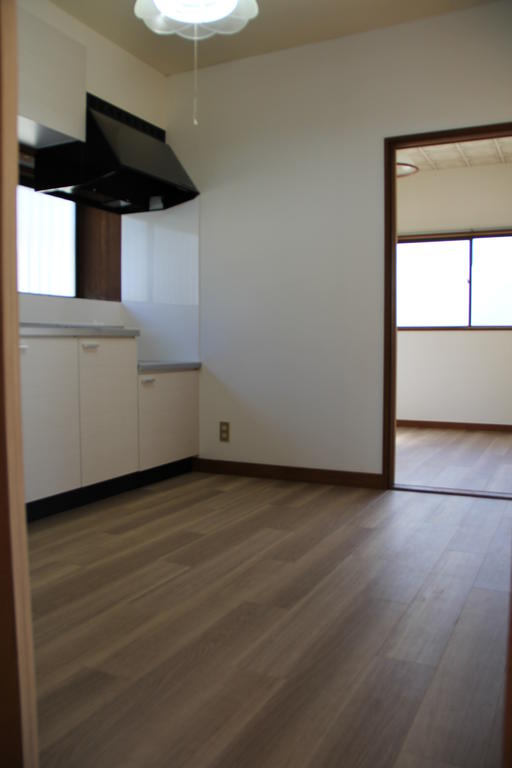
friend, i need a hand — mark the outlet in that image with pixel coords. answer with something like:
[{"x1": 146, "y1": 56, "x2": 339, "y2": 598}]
[{"x1": 219, "y1": 421, "x2": 230, "y2": 442}]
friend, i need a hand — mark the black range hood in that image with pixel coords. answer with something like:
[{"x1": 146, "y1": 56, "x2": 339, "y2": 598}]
[{"x1": 33, "y1": 98, "x2": 198, "y2": 214}]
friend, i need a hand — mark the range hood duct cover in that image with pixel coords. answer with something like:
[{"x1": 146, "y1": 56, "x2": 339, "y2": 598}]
[{"x1": 33, "y1": 107, "x2": 198, "y2": 214}]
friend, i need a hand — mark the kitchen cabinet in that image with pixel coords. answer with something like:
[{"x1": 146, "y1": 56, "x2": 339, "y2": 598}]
[
  {"x1": 20, "y1": 337, "x2": 81, "y2": 502},
  {"x1": 18, "y1": 8, "x2": 86, "y2": 143},
  {"x1": 138, "y1": 371, "x2": 199, "y2": 470},
  {"x1": 79, "y1": 338, "x2": 139, "y2": 486}
]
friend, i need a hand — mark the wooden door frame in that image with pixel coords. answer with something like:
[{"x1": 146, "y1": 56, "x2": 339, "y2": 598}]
[
  {"x1": 383, "y1": 120, "x2": 512, "y2": 491},
  {"x1": 0, "y1": 1, "x2": 39, "y2": 764}
]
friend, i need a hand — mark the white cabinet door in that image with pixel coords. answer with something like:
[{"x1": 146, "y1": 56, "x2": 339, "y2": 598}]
[
  {"x1": 79, "y1": 338, "x2": 138, "y2": 486},
  {"x1": 18, "y1": 9, "x2": 86, "y2": 142},
  {"x1": 20, "y1": 337, "x2": 81, "y2": 502},
  {"x1": 139, "y1": 371, "x2": 199, "y2": 471}
]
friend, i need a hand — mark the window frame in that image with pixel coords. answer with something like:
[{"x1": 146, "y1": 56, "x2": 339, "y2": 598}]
[{"x1": 397, "y1": 228, "x2": 512, "y2": 331}]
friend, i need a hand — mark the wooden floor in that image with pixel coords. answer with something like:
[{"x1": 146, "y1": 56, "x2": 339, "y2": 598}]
[
  {"x1": 396, "y1": 426, "x2": 512, "y2": 495},
  {"x1": 28, "y1": 472, "x2": 511, "y2": 767}
]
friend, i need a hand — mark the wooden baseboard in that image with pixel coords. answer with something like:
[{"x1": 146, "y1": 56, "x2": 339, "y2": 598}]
[
  {"x1": 396, "y1": 419, "x2": 512, "y2": 432},
  {"x1": 194, "y1": 458, "x2": 386, "y2": 489},
  {"x1": 26, "y1": 457, "x2": 196, "y2": 522}
]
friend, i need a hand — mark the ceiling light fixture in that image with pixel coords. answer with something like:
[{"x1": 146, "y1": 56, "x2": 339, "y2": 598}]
[
  {"x1": 134, "y1": 0, "x2": 259, "y2": 40},
  {"x1": 396, "y1": 162, "x2": 419, "y2": 177},
  {"x1": 134, "y1": 0, "x2": 259, "y2": 126}
]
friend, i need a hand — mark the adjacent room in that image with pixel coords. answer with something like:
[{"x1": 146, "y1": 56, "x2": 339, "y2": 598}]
[
  {"x1": 395, "y1": 137, "x2": 512, "y2": 495},
  {"x1": 1, "y1": 1, "x2": 512, "y2": 767}
]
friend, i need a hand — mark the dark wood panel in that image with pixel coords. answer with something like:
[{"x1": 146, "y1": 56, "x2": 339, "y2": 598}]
[
  {"x1": 76, "y1": 205, "x2": 121, "y2": 301},
  {"x1": 388, "y1": 121, "x2": 512, "y2": 149},
  {"x1": 383, "y1": 135, "x2": 397, "y2": 489}
]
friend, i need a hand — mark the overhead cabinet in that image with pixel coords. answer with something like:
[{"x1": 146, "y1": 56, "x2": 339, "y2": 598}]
[{"x1": 18, "y1": 8, "x2": 86, "y2": 144}]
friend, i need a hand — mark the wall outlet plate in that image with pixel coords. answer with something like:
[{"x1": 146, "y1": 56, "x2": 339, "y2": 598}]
[{"x1": 219, "y1": 421, "x2": 230, "y2": 442}]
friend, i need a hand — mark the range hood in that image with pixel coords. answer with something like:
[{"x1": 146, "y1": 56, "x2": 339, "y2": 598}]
[{"x1": 33, "y1": 104, "x2": 198, "y2": 214}]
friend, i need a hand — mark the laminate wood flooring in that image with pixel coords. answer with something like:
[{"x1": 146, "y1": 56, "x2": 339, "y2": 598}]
[
  {"x1": 28, "y1": 472, "x2": 511, "y2": 767},
  {"x1": 396, "y1": 426, "x2": 512, "y2": 495}
]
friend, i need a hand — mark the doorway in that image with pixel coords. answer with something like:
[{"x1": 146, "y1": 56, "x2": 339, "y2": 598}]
[{"x1": 384, "y1": 122, "x2": 512, "y2": 499}]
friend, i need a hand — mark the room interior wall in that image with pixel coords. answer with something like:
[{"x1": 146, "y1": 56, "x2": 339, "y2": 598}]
[
  {"x1": 398, "y1": 331, "x2": 512, "y2": 425},
  {"x1": 165, "y1": 1, "x2": 512, "y2": 472},
  {"x1": 397, "y1": 156, "x2": 512, "y2": 425},
  {"x1": 398, "y1": 163, "x2": 512, "y2": 235}
]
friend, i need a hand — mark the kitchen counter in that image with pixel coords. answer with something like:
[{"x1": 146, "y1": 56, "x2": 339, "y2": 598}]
[
  {"x1": 19, "y1": 322, "x2": 140, "y2": 338},
  {"x1": 138, "y1": 361, "x2": 201, "y2": 373}
]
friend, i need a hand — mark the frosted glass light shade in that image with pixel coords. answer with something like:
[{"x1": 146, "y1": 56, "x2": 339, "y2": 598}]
[
  {"x1": 396, "y1": 162, "x2": 419, "y2": 177},
  {"x1": 154, "y1": 0, "x2": 237, "y2": 24},
  {"x1": 134, "y1": 0, "x2": 259, "y2": 40}
]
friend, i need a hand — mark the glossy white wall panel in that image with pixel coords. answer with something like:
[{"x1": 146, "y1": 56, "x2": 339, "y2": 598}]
[{"x1": 122, "y1": 199, "x2": 199, "y2": 362}]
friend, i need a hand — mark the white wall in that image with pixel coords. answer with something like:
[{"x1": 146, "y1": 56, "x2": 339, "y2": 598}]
[
  {"x1": 122, "y1": 200, "x2": 200, "y2": 363},
  {"x1": 397, "y1": 331, "x2": 512, "y2": 425},
  {"x1": 165, "y1": 1, "x2": 512, "y2": 472},
  {"x1": 398, "y1": 164, "x2": 512, "y2": 235}
]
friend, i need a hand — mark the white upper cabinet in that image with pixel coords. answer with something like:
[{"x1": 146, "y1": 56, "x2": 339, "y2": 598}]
[
  {"x1": 20, "y1": 337, "x2": 81, "y2": 502},
  {"x1": 79, "y1": 338, "x2": 139, "y2": 486},
  {"x1": 18, "y1": 9, "x2": 86, "y2": 144}
]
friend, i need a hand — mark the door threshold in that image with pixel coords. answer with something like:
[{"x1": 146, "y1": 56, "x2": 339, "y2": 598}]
[{"x1": 393, "y1": 482, "x2": 512, "y2": 502}]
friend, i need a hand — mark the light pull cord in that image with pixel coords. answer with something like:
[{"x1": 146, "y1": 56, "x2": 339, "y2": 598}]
[{"x1": 193, "y1": 29, "x2": 199, "y2": 126}]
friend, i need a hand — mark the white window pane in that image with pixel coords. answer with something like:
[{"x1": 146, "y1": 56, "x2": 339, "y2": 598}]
[
  {"x1": 397, "y1": 240, "x2": 470, "y2": 327},
  {"x1": 17, "y1": 186, "x2": 75, "y2": 297},
  {"x1": 471, "y1": 236, "x2": 512, "y2": 326}
]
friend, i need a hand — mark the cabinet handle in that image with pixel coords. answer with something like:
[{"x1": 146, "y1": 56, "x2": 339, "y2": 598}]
[
  {"x1": 141, "y1": 377, "x2": 156, "y2": 385},
  {"x1": 82, "y1": 342, "x2": 100, "y2": 351},
  {"x1": 18, "y1": 344, "x2": 28, "y2": 351}
]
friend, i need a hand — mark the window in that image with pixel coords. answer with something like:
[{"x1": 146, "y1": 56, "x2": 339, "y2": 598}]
[
  {"x1": 17, "y1": 185, "x2": 76, "y2": 297},
  {"x1": 397, "y1": 233, "x2": 512, "y2": 328}
]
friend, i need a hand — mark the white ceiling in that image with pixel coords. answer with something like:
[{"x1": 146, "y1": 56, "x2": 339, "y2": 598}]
[
  {"x1": 397, "y1": 138, "x2": 512, "y2": 172},
  {"x1": 49, "y1": 0, "x2": 495, "y2": 76}
]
